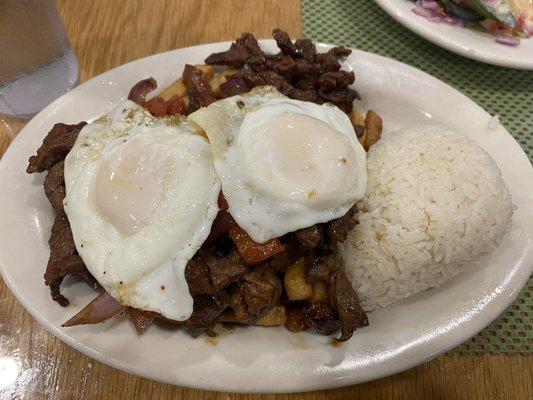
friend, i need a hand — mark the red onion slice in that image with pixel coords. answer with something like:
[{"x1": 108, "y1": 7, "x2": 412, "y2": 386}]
[
  {"x1": 412, "y1": 6, "x2": 446, "y2": 22},
  {"x1": 62, "y1": 291, "x2": 125, "y2": 327},
  {"x1": 495, "y1": 35, "x2": 521, "y2": 46},
  {"x1": 419, "y1": 0, "x2": 440, "y2": 10}
]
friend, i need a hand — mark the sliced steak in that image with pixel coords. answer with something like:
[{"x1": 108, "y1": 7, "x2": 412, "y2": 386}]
[
  {"x1": 45, "y1": 215, "x2": 99, "y2": 306},
  {"x1": 305, "y1": 255, "x2": 333, "y2": 283},
  {"x1": 183, "y1": 64, "x2": 217, "y2": 112},
  {"x1": 285, "y1": 305, "x2": 310, "y2": 333},
  {"x1": 206, "y1": 29, "x2": 357, "y2": 115},
  {"x1": 328, "y1": 269, "x2": 369, "y2": 342},
  {"x1": 184, "y1": 294, "x2": 228, "y2": 337},
  {"x1": 326, "y1": 205, "x2": 358, "y2": 244},
  {"x1": 294, "y1": 225, "x2": 323, "y2": 250},
  {"x1": 318, "y1": 70, "x2": 355, "y2": 91},
  {"x1": 303, "y1": 302, "x2": 340, "y2": 336},
  {"x1": 261, "y1": 246, "x2": 304, "y2": 272},
  {"x1": 206, "y1": 33, "x2": 261, "y2": 68},
  {"x1": 43, "y1": 161, "x2": 66, "y2": 216},
  {"x1": 317, "y1": 87, "x2": 360, "y2": 114},
  {"x1": 219, "y1": 76, "x2": 250, "y2": 97},
  {"x1": 273, "y1": 28, "x2": 297, "y2": 56},
  {"x1": 230, "y1": 267, "x2": 282, "y2": 324},
  {"x1": 208, "y1": 251, "x2": 249, "y2": 290},
  {"x1": 185, "y1": 250, "x2": 248, "y2": 294},
  {"x1": 304, "y1": 253, "x2": 368, "y2": 340},
  {"x1": 185, "y1": 256, "x2": 216, "y2": 295},
  {"x1": 27, "y1": 121, "x2": 86, "y2": 173}
]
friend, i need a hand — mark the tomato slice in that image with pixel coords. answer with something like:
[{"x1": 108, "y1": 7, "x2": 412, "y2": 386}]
[{"x1": 229, "y1": 225, "x2": 285, "y2": 265}]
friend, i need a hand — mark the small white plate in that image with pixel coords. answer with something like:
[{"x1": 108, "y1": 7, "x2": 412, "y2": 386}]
[
  {"x1": 0, "y1": 41, "x2": 532, "y2": 393},
  {"x1": 374, "y1": 0, "x2": 533, "y2": 69}
]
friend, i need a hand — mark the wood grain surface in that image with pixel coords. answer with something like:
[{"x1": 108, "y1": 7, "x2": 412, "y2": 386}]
[{"x1": 0, "y1": 1, "x2": 531, "y2": 399}]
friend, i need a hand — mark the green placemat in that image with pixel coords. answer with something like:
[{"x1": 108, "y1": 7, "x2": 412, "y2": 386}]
[{"x1": 302, "y1": 0, "x2": 532, "y2": 354}]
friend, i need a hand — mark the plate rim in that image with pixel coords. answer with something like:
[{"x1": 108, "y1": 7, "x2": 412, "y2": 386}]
[
  {"x1": 373, "y1": 0, "x2": 533, "y2": 70},
  {"x1": 0, "y1": 40, "x2": 532, "y2": 393}
]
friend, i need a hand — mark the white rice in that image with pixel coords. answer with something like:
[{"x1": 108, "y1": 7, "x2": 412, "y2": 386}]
[{"x1": 340, "y1": 126, "x2": 513, "y2": 311}]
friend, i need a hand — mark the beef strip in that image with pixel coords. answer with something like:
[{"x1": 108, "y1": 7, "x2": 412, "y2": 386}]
[
  {"x1": 206, "y1": 45, "x2": 249, "y2": 68},
  {"x1": 285, "y1": 305, "x2": 310, "y2": 333},
  {"x1": 185, "y1": 250, "x2": 248, "y2": 295},
  {"x1": 27, "y1": 122, "x2": 86, "y2": 173},
  {"x1": 45, "y1": 214, "x2": 100, "y2": 306},
  {"x1": 230, "y1": 267, "x2": 282, "y2": 324},
  {"x1": 318, "y1": 70, "x2": 355, "y2": 91},
  {"x1": 294, "y1": 38, "x2": 316, "y2": 61},
  {"x1": 209, "y1": 251, "x2": 249, "y2": 290},
  {"x1": 43, "y1": 161, "x2": 66, "y2": 216},
  {"x1": 205, "y1": 33, "x2": 261, "y2": 68},
  {"x1": 302, "y1": 302, "x2": 340, "y2": 335},
  {"x1": 304, "y1": 254, "x2": 368, "y2": 340},
  {"x1": 185, "y1": 256, "x2": 216, "y2": 295},
  {"x1": 317, "y1": 87, "x2": 360, "y2": 114},
  {"x1": 273, "y1": 28, "x2": 298, "y2": 55},
  {"x1": 184, "y1": 294, "x2": 228, "y2": 337},
  {"x1": 315, "y1": 46, "x2": 351, "y2": 73},
  {"x1": 219, "y1": 76, "x2": 250, "y2": 97},
  {"x1": 207, "y1": 29, "x2": 358, "y2": 115},
  {"x1": 294, "y1": 225, "x2": 323, "y2": 250},
  {"x1": 127, "y1": 77, "x2": 157, "y2": 105},
  {"x1": 328, "y1": 269, "x2": 369, "y2": 342},
  {"x1": 261, "y1": 245, "x2": 304, "y2": 272},
  {"x1": 183, "y1": 64, "x2": 217, "y2": 112},
  {"x1": 326, "y1": 205, "x2": 358, "y2": 244},
  {"x1": 305, "y1": 255, "x2": 333, "y2": 283}
]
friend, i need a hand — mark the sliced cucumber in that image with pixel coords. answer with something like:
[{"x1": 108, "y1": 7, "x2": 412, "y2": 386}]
[
  {"x1": 466, "y1": 0, "x2": 516, "y2": 27},
  {"x1": 440, "y1": 0, "x2": 485, "y2": 22}
]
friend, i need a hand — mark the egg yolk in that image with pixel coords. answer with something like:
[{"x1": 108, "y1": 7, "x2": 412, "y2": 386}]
[
  {"x1": 94, "y1": 135, "x2": 169, "y2": 235},
  {"x1": 238, "y1": 113, "x2": 357, "y2": 208}
]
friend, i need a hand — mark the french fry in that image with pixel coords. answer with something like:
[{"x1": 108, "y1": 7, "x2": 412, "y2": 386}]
[
  {"x1": 350, "y1": 108, "x2": 366, "y2": 146},
  {"x1": 255, "y1": 305, "x2": 287, "y2": 326},
  {"x1": 364, "y1": 109, "x2": 383, "y2": 150},
  {"x1": 198, "y1": 64, "x2": 215, "y2": 80},
  {"x1": 210, "y1": 68, "x2": 237, "y2": 95},
  {"x1": 159, "y1": 78, "x2": 187, "y2": 101},
  {"x1": 350, "y1": 107, "x2": 365, "y2": 126},
  {"x1": 308, "y1": 281, "x2": 328, "y2": 303},
  {"x1": 284, "y1": 258, "x2": 313, "y2": 301}
]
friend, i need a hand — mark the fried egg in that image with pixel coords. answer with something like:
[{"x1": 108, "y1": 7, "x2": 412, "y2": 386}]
[
  {"x1": 63, "y1": 101, "x2": 220, "y2": 321},
  {"x1": 188, "y1": 86, "x2": 367, "y2": 243}
]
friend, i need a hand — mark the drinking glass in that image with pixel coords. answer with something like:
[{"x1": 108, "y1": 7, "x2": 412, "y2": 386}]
[{"x1": 0, "y1": 0, "x2": 79, "y2": 118}]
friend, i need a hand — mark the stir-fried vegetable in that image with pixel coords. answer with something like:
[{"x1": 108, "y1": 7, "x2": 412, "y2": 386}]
[
  {"x1": 229, "y1": 226, "x2": 285, "y2": 265},
  {"x1": 62, "y1": 291, "x2": 125, "y2": 327},
  {"x1": 411, "y1": 0, "x2": 532, "y2": 45},
  {"x1": 467, "y1": 0, "x2": 516, "y2": 26},
  {"x1": 440, "y1": 0, "x2": 485, "y2": 21}
]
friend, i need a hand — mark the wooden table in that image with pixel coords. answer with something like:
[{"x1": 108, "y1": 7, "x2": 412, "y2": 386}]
[{"x1": 0, "y1": 1, "x2": 531, "y2": 399}]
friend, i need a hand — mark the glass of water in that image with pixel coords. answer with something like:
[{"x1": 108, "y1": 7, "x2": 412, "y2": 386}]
[{"x1": 0, "y1": 0, "x2": 79, "y2": 119}]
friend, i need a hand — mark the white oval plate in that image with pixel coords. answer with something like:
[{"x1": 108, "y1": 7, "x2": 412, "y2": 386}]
[
  {"x1": 0, "y1": 41, "x2": 532, "y2": 393},
  {"x1": 374, "y1": 0, "x2": 533, "y2": 69}
]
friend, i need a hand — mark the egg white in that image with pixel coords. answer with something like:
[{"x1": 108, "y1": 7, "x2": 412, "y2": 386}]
[
  {"x1": 188, "y1": 86, "x2": 367, "y2": 243},
  {"x1": 64, "y1": 101, "x2": 220, "y2": 321}
]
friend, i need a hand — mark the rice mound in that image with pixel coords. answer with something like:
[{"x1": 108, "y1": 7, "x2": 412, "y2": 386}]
[{"x1": 340, "y1": 126, "x2": 513, "y2": 311}]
